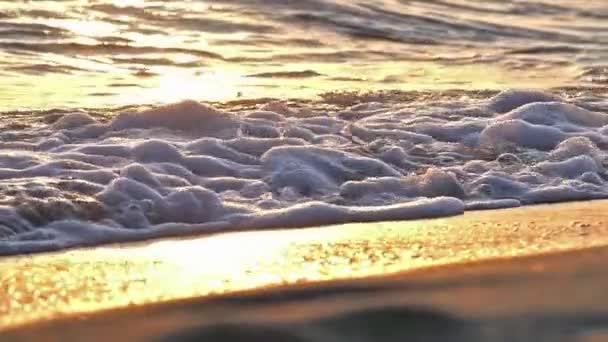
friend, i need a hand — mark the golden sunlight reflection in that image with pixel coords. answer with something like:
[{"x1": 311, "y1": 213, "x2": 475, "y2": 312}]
[
  {"x1": 128, "y1": 70, "x2": 245, "y2": 104},
  {"x1": 0, "y1": 57, "x2": 573, "y2": 110},
  {"x1": 48, "y1": 19, "x2": 118, "y2": 37},
  {"x1": 111, "y1": 0, "x2": 146, "y2": 7},
  {"x1": 0, "y1": 0, "x2": 601, "y2": 111}
]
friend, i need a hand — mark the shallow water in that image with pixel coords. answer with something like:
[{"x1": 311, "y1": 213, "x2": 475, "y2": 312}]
[
  {"x1": 1, "y1": 0, "x2": 607, "y2": 110},
  {"x1": 1, "y1": 2, "x2": 608, "y2": 255}
]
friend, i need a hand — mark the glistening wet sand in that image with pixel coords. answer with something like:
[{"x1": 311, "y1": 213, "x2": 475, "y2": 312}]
[
  {"x1": 8, "y1": 239, "x2": 608, "y2": 341},
  {"x1": 2, "y1": 200, "x2": 608, "y2": 332}
]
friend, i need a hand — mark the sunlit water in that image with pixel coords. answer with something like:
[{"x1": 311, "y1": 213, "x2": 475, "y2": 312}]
[
  {"x1": 2, "y1": 2, "x2": 608, "y2": 336},
  {"x1": 1, "y1": 1, "x2": 608, "y2": 256},
  {"x1": 1, "y1": 0, "x2": 607, "y2": 110}
]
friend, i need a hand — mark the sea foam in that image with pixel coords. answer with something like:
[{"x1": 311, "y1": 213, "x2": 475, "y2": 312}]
[{"x1": 1, "y1": 89, "x2": 608, "y2": 255}]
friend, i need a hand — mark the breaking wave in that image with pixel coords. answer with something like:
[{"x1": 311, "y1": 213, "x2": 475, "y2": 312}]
[{"x1": 1, "y1": 89, "x2": 608, "y2": 254}]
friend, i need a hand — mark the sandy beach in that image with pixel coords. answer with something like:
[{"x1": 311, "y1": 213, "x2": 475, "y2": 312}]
[
  {"x1": 1, "y1": 1, "x2": 608, "y2": 340},
  {"x1": 2, "y1": 199, "x2": 608, "y2": 340}
]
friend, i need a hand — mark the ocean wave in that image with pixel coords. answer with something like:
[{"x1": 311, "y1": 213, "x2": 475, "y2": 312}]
[
  {"x1": 0, "y1": 0, "x2": 607, "y2": 111},
  {"x1": 0, "y1": 89, "x2": 608, "y2": 254}
]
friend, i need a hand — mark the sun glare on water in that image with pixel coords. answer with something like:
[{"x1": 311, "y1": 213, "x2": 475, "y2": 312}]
[
  {"x1": 130, "y1": 70, "x2": 246, "y2": 104},
  {"x1": 50, "y1": 19, "x2": 118, "y2": 38},
  {"x1": 111, "y1": 0, "x2": 146, "y2": 6}
]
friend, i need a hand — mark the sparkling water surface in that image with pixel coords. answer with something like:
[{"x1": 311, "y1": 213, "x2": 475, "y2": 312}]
[{"x1": 0, "y1": 0, "x2": 606, "y2": 110}]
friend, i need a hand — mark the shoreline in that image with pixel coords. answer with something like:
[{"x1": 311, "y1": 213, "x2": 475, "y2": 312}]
[
  {"x1": 2, "y1": 199, "x2": 608, "y2": 333},
  {"x1": 3, "y1": 2, "x2": 608, "y2": 339},
  {"x1": 3, "y1": 86, "x2": 606, "y2": 114},
  {"x1": 2, "y1": 88, "x2": 608, "y2": 256}
]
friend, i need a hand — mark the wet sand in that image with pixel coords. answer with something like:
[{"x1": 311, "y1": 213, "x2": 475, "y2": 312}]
[
  {"x1": 6, "y1": 240, "x2": 608, "y2": 341},
  {"x1": 2, "y1": 200, "x2": 608, "y2": 340}
]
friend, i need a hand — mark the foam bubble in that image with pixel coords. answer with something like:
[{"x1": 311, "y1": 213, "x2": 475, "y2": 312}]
[
  {"x1": 486, "y1": 89, "x2": 562, "y2": 113},
  {"x1": 479, "y1": 119, "x2": 565, "y2": 151},
  {"x1": 535, "y1": 155, "x2": 599, "y2": 179},
  {"x1": 465, "y1": 199, "x2": 521, "y2": 210},
  {"x1": 110, "y1": 100, "x2": 241, "y2": 137},
  {"x1": 498, "y1": 102, "x2": 608, "y2": 128},
  {"x1": 51, "y1": 112, "x2": 99, "y2": 129},
  {"x1": 1, "y1": 90, "x2": 608, "y2": 254}
]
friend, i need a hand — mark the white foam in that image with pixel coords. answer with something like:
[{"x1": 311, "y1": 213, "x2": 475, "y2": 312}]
[
  {"x1": 479, "y1": 119, "x2": 565, "y2": 151},
  {"x1": 486, "y1": 89, "x2": 562, "y2": 113},
  {"x1": 110, "y1": 101, "x2": 241, "y2": 137},
  {"x1": 465, "y1": 199, "x2": 521, "y2": 210},
  {"x1": 52, "y1": 112, "x2": 99, "y2": 129},
  {"x1": 1, "y1": 90, "x2": 608, "y2": 255}
]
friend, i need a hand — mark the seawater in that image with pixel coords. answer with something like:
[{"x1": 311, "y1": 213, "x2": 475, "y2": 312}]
[
  {"x1": 0, "y1": 1, "x2": 607, "y2": 254},
  {"x1": 0, "y1": 0, "x2": 606, "y2": 109}
]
